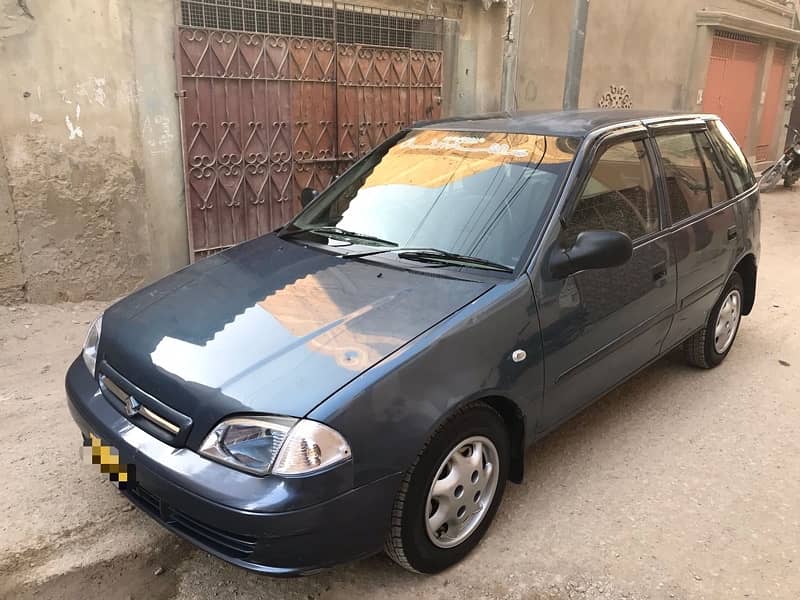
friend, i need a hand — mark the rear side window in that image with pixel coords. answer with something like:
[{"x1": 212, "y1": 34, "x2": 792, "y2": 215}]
[
  {"x1": 695, "y1": 132, "x2": 729, "y2": 207},
  {"x1": 707, "y1": 120, "x2": 756, "y2": 196},
  {"x1": 565, "y1": 139, "x2": 659, "y2": 242},
  {"x1": 655, "y1": 133, "x2": 711, "y2": 222}
]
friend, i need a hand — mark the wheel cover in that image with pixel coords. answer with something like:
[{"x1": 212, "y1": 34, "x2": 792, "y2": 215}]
[
  {"x1": 714, "y1": 289, "x2": 742, "y2": 354},
  {"x1": 424, "y1": 435, "x2": 500, "y2": 549}
]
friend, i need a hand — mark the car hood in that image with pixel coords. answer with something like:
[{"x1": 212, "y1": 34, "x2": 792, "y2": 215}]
[{"x1": 100, "y1": 234, "x2": 493, "y2": 447}]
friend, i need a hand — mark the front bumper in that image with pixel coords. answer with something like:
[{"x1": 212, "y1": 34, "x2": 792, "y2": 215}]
[{"x1": 65, "y1": 358, "x2": 401, "y2": 575}]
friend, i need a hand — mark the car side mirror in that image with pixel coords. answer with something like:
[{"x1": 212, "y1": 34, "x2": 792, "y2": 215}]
[
  {"x1": 300, "y1": 187, "x2": 318, "y2": 208},
  {"x1": 550, "y1": 230, "x2": 633, "y2": 279}
]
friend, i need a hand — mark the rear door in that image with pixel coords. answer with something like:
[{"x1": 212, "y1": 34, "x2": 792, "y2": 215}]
[
  {"x1": 652, "y1": 122, "x2": 741, "y2": 348},
  {"x1": 535, "y1": 127, "x2": 677, "y2": 431}
]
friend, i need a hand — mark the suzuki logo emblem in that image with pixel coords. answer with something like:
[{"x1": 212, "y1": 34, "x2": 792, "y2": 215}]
[{"x1": 123, "y1": 395, "x2": 141, "y2": 417}]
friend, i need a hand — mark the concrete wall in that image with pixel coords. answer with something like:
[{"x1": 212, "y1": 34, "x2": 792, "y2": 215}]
[
  {"x1": 0, "y1": 0, "x2": 186, "y2": 303},
  {"x1": 517, "y1": 0, "x2": 797, "y2": 159},
  {"x1": 519, "y1": 0, "x2": 795, "y2": 110},
  {"x1": 450, "y1": 1, "x2": 506, "y2": 114}
]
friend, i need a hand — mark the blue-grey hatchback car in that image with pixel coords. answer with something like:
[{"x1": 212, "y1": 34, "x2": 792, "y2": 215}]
[{"x1": 66, "y1": 110, "x2": 760, "y2": 575}]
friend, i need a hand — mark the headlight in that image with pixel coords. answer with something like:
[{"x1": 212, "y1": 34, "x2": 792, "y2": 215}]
[
  {"x1": 198, "y1": 417, "x2": 351, "y2": 476},
  {"x1": 82, "y1": 315, "x2": 102, "y2": 376}
]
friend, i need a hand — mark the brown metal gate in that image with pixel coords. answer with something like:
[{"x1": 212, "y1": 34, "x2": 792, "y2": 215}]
[
  {"x1": 702, "y1": 32, "x2": 763, "y2": 153},
  {"x1": 176, "y1": 0, "x2": 443, "y2": 260}
]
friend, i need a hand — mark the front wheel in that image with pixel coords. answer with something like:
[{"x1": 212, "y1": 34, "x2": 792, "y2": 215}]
[
  {"x1": 684, "y1": 272, "x2": 744, "y2": 369},
  {"x1": 384, "y1": 403, "x2": 509, "y2": 573}
]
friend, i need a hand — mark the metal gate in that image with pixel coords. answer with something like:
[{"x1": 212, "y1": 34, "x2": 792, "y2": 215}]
[
  {"x1": 702, "y1": 32, "x2": 763, "y2": 152},
  {"x1": 756, "y1": 46, "x2": 788, "y2": 163},
  {"x1": 176, "y1": 0, "x2": 444, "y2": 259}
]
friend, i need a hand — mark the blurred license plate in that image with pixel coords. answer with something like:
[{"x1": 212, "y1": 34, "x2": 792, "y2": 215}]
[{"x1": 82, "y1": 432, "x2": 135, "y2": 488}]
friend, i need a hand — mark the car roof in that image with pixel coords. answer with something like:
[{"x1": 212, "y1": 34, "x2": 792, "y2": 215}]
[{"x1": 416, "y1": 109, "x2": 716, "y2": 138}]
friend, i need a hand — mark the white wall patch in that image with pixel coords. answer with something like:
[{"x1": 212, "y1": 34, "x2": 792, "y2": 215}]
[{"x1": 65, "y1": 115, "x2": 84, "y2": 140}]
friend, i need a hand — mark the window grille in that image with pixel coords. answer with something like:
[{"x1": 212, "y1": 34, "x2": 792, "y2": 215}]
[
  {"x1": 179, "y1": 0, "x2": 443, "y2": 50},
  {"x1": 714, "y1": 30, "x2": 760, "y2": 45}
]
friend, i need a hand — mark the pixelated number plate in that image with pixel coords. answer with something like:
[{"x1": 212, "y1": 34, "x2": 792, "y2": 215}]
[{"x1": 82, "y1": 432, "x2": 136, "y2": 488}]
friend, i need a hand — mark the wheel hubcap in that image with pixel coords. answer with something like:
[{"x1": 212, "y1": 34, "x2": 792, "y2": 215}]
[
  {"x1": 425, "y1": 436, "x2": 500, "y2": 549},
  {"x1": 714, "y1": 289, "x2": 742, "y2": 354}
]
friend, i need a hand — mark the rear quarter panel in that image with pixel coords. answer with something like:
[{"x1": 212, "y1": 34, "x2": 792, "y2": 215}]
[{"x1": 736, "y1": 187, "x2": 761, "y2": 265}]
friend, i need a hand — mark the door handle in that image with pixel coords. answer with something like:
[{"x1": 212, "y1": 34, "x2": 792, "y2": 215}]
[
  {"x1": 727, "y1": 225, "x2": 738, "y2": 240},
  {"x1": 651, "y1": 262, "x2": 668, "y2": 285}
]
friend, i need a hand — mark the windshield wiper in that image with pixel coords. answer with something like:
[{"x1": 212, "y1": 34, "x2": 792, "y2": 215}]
[
  {"x1": 341, "y1": 247, "x2": 514, "y2": 273},
  {"x1": 279, "y1": 226, "x2": 397, "y2": 247}
]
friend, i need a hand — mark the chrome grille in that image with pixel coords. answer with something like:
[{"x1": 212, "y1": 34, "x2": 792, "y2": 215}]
[
  {"x1": 100, "y1": 374, "x2": 181, "y2": 435},
  {"x1": 97, "y1": 363, "x2": 191, "y2": 445}
]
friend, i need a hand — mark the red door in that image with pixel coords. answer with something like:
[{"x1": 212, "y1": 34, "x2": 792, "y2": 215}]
[
  {"x1": 756, "y1": 47, "x2": 788, "y2": 162},
  {"x1": 703, "y1": 34, "x2": 764, "y2": 152}
]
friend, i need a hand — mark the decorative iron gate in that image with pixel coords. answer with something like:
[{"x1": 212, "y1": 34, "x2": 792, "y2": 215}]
[{"x1": 176, "y1": 0, "x2": 444, "y2": 259}]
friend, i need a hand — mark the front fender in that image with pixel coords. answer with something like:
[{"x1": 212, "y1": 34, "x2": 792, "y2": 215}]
[{"x1": 308, "y1": 278, "x2": 544, "y2": 487}]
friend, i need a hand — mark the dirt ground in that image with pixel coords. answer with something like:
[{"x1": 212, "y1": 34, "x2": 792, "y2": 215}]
[{"x1": 1, "y1": 190, "x2": 798, "y2": 600}]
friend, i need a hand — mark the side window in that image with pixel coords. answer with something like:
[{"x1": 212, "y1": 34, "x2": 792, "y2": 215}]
[
  {"x1": 707, "y1": 120, "x2": 756, "y2": 196},
  {"x1": 565, "y1": 139, "x2": 659, "y2": 243},
  {"x1": 694, "y1": 131, "x2": 729, "y2": 207},
  {"x1": 655, "y1": 133, "x2": 711, "y2": 222}
]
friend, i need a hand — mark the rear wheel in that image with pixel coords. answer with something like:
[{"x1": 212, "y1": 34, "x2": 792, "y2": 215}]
[
  {"x1": 384, "y1": 403, "x2": 509, "y2": 573},
  {"x1": 684, "y1": 272, "x2": 744, "y2": 369}
]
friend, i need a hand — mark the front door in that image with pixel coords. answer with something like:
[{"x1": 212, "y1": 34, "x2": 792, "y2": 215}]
[{"x1": 535, "y1": 133, "x2": 677, "y2": 431}]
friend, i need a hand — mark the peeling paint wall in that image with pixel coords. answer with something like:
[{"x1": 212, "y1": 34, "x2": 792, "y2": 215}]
[
  {"x1": 0, "y1": 0, "x2": 187, "y2": 304},
  {"x1": 0, "y1": 141, "x2": 25, "y2": 303}
]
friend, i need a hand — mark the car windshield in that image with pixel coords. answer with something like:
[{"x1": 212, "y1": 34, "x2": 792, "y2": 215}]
[{"x1": 286, "y1": 129, "x2": 579, "y2": 270}]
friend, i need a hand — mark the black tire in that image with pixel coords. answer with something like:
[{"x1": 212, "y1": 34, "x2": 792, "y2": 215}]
[
  {"x1": 384, "y1": 403, "x2": 510, "y2": 574},
  {"x1": 684, "y1": 272, "x2": 744, "y2": 369}
]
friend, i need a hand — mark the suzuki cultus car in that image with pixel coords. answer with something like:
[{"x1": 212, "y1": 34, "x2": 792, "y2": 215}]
[{"x1": 67, "y1": 110, "x2": 759, "y2": 575}]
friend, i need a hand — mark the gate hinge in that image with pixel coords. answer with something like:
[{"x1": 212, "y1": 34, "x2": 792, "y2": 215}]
[{"x1": 175, "y1": 90, "x2": 187, "y2": 98}]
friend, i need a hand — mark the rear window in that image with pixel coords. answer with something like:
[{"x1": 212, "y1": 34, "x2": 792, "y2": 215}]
[
  {"x1": 695, "y1": 131, "x2": 730, "y2": 207},
  {"x1": 706, "y1": 120, "x2": 756, "y2": 196},
  {"x1": 655, "y1": 133, "x2": 712, "y2": 222}
]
